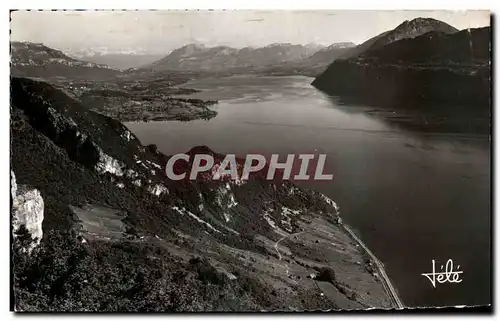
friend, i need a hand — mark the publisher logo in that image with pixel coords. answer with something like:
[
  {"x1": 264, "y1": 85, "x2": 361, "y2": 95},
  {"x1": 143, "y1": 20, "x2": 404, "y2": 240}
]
[{"x1": 421, "y1": 259, "x2": 464, "y2": 288}]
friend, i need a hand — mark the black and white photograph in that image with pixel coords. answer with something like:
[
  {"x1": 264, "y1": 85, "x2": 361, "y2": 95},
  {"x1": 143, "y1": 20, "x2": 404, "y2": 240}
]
[{"x1": 8, "y1": 7, "x2": 492, "y2": 312}]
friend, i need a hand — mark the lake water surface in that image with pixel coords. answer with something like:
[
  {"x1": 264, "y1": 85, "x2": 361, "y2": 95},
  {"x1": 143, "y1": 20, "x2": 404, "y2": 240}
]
[{"x1": 125, "y1": 75, "x2": 491, "y2": 308}]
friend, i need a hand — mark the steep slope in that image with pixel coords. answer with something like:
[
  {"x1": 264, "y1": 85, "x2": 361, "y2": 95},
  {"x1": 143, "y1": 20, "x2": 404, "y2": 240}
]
[
  {"x1": 11, "y1": 77, "x2": 397, "y2": 311},
  {"x1": 365, "y1": 18, "x2": 458, "y2": 54},
  {"x1": 10, "y1": 42, "x2": 120, "y2": 79},
  {"x1": 312, "y1": 26, "x2": 490, "y2": 111},
  {"x1": 307, "y1": 18, "x2": 458, "y2": 67},
  {"x1": 337, "y1": 31, "x2": 391, "y2": 59},
  {"x1": 235, "y1": 43, "x2": 319, "y2": 66}
]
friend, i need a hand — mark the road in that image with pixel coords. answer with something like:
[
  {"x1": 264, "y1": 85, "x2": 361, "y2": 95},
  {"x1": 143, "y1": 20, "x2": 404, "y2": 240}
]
[
  {"x1": 272, "y1": 224, "x2": 403, "y2": 309},
  {"x1": 342, "y1": 224, "x2": 405, "y2": 309}
]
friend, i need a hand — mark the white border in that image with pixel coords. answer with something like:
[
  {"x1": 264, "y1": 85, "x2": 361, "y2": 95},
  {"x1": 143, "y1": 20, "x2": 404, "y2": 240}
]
[
  {"x1": 2, "y1": 0, "x2": 497, "y2": 320},
  {"x1": 2, "y1": 0, "x2": 498, "y2": 10}
]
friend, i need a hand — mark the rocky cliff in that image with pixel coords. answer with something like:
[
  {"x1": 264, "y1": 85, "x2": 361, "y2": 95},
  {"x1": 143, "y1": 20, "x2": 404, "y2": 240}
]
[{"x1": 11, "y1": 171, "x2": 44, "y2": 254}]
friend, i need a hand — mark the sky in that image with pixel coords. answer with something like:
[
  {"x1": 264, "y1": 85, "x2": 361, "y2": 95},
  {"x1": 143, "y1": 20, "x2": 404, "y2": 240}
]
[{"x1": 10, "y1": 10, "x2": 491, "y2": 54}]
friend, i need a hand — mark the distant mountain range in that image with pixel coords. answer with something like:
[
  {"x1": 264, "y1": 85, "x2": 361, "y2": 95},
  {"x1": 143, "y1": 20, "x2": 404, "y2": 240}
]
[
  {"x1": 62, "y1": 47, "x2": 165, "y2": 70},
  {"x1": 146, "y1": 43, "x2": 329, "y2": 71},
  {"x1": 10, "y1": 41, "x2": 119, "y2": 79},
  {"x1": 304, "y1": 42, "x2": 356, "y2": 64},
  {"x1": 10, "y1": 17, "x2": 490, "y2": 85},
  {"x1": 142, "y1": 18, "x2": 464, "y2": 74},
  {"x1": 10, "y1": 41, "x2": 339, "y2": 76}
]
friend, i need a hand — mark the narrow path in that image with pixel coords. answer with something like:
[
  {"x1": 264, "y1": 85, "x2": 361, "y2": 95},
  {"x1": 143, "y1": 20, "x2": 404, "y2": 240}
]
[
  {"x1": 342, "y1": 224, "x2": 405, "y2": 309},
  {"x1": 274, "y1": 231, "x2": 303, "y2": 278}
]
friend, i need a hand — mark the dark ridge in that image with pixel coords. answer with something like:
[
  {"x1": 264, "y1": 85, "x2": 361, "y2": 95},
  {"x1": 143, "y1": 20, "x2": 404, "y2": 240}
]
[
  {"x1": 361, "y1": 27, "x2": 490, "y2": 64},
  {"x1": 312, "y1": 27, "x2": 491, "y2": 112}
]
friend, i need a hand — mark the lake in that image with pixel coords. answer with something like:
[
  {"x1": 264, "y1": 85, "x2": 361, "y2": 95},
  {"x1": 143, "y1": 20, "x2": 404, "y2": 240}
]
[{"x1": 125, "y1": 75, "x2": 491, "y2": 308}]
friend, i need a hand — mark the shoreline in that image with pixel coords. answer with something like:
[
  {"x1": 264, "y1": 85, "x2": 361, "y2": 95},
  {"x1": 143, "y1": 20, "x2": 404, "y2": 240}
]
[
  {"x1": 323, "y1": 192, "x2": 404, "y2": 309},
  {"x1": 341, "y1": 223, "x2": 405, "y2": 309}
]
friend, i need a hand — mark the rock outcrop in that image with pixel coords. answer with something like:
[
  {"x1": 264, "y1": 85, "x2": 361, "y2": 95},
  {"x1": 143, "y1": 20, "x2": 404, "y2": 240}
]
[{"x1": 11, "y1": 170, "x2": 44, "y2": 253}]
